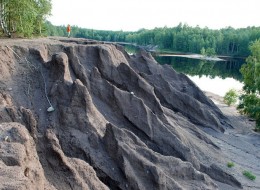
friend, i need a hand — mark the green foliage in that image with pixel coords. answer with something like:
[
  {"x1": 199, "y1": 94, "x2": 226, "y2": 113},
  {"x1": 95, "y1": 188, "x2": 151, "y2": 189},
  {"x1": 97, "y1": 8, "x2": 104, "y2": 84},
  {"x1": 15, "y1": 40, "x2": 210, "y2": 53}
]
[
  {"x1": 243, "y1": 170, "x2": 256, "y2": 180},
  {"x1": 156, "y1": 56, "x2": 243, "y2": 81},
  {"x1": 200, "y1": 47, "x2": 216, "y2": 56},
  {"x1": 224, "y1": 89, "x2": 238, "y2": 106},
  {"x1": 227, "y1": 162, "x2": 235, "y2": 168},
  {"x1": 239, "y1": 40, "x2": 260, "y2": 130},
  {"x1": 0, "y1": 0, "x2": 51, "y2": 37},
  {"x1": 46, "y1": 22, "x2": 260, "y2": 58},
  {"x1": 200, "y1": 47, "x2": 206, "y2": 55},
  {"x1": 205, "y1": 47, "x2": 216, "y2": 57}
]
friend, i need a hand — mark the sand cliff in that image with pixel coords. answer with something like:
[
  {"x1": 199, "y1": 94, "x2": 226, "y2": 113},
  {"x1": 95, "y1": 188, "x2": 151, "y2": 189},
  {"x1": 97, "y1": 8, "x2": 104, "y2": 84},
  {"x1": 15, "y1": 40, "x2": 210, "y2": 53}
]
[{"x1": 0, "y1": 37, "x2": 259, "y2": 190}]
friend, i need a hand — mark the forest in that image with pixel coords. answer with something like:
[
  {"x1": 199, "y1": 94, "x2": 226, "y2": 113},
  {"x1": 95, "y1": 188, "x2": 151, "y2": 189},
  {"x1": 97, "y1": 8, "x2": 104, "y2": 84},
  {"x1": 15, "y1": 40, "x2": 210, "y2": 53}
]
[
  {"x1": 46, "y1": 22, "x2": 260, "y2": 57},
  {"x1": 0, "y1": 0, "x2": 51, "y2": 37}
]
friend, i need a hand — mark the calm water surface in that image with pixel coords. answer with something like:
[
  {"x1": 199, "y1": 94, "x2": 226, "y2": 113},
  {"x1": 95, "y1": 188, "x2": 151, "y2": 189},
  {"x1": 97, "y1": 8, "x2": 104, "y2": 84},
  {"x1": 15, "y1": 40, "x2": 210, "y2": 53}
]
[
  {"x1": 188, "y1": 75, "x2": 243, "y2": 97},
  {"x1": 155, "y1": 56, "x2": 245, "y2": 97},
  {"x1": 123, "y1": 44, "x2": 245, "y2": 97}
]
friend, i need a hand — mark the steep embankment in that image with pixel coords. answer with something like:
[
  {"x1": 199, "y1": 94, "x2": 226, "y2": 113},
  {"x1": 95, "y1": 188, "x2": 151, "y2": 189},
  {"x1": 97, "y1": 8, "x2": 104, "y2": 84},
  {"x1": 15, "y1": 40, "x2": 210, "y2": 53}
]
[{"x1": 0, "y1": 37, "x2": 258, "y2": 189}]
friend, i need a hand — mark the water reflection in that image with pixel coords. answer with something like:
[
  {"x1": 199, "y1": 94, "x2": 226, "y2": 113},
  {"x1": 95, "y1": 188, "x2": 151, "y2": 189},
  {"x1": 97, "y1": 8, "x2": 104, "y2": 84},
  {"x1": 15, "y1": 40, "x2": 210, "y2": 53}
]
[
  {"x1": 122, "y1": 43, "x2": 245, "y2": 96},
  {"x1": 155, "y1": 56, "x2": 244, "y2": 81},
  {"x1": 188, "y1": 75, "x2": 243, "y2": 97},
  {"x1": 155, "y1": 56, "x2": 245, "y2": 96}
]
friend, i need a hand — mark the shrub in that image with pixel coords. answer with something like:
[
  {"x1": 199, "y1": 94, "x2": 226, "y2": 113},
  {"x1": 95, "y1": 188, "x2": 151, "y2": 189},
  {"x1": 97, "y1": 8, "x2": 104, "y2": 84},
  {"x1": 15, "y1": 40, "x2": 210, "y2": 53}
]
[
  {"x1": 238, "y1": 93, "x2": 260, "y2": 131},
  {"x1": 227, "y1": 162, "x2": 235, "y2": 168},
  {"x1": 224, "y1": 89, "x2": 238, "y2": 106},
  {"x1": 243, "y1": 170, "x2": 256, "y2": 180}
]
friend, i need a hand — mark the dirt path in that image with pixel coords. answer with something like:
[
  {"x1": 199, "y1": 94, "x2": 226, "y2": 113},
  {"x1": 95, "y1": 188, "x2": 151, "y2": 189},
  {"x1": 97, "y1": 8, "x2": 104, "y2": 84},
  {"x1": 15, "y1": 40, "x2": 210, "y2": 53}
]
[{"x1": 205, "y1": 92, "x2": 260, "y2": 189}]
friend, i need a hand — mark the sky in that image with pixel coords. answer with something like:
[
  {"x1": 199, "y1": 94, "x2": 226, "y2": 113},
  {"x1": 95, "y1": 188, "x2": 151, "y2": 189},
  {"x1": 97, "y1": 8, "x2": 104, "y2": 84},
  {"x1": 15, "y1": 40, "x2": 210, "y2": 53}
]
[{"x1": 48, "y1": 0, "x2": 260, "y2": 31}]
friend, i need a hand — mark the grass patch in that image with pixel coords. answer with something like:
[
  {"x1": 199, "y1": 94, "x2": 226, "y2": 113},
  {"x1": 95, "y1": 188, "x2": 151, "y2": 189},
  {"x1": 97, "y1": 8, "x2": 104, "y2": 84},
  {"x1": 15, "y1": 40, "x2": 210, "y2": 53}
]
[
  {"x1": 227, "y1": 162, "x2": 235, "y2": 168},
  {"x1": 243, "y1": 170, "x2": 256, "y2": 180}
]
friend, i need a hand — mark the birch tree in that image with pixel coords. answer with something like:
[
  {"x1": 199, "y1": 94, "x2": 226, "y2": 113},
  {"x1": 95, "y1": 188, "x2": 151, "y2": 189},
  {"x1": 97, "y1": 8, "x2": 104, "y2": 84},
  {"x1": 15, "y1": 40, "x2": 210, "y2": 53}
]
[{"x1": 0, "y1": 0, "x2": 51, "y2": 37}]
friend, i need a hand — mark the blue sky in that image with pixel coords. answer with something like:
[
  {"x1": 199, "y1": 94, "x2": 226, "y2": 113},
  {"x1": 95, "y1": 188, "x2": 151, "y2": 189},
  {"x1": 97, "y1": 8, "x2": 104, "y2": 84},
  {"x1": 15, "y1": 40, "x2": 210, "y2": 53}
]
[{"x1": 48, "y1": 0, "x2": 260, "y2": 31}]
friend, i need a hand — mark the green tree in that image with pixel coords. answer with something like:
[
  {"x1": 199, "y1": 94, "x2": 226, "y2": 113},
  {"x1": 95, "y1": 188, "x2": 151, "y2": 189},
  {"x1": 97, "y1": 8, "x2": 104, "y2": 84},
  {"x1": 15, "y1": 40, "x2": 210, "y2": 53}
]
[
  {"x1": 200, "y1": 47, "x2": 206, "y2": 55},
  {"x1": 34, "y1": 0, "x2": 52, "y2": 35},
  {"x1": 205, "y1": 47, "x2": 216, "y2": 57},
  {"x1": 239, "y1": 40, "x2": 260, "y2": 130},
  {"x1": 0, "y1": 0, "x2": 51, "y2": 37}
]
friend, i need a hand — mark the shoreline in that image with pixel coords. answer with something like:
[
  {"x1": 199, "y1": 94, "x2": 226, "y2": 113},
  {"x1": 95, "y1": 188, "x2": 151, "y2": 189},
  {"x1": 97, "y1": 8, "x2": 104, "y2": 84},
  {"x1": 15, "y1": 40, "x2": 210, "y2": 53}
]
[
  {"x1": 204, "y1": 91, "x2": 260, "y2": 189},
  {"x1": 204, "y1": 90, "x2": 256, "y2": 133},
  {"x1": 157, "y1": 53, "x2": 225, "y2": 61}
]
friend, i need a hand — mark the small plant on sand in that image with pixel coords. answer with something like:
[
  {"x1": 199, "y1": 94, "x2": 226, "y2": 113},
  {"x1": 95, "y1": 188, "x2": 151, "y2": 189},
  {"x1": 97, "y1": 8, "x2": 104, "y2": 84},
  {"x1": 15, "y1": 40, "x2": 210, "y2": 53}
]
[
  {"x1": 227, "y1": 162, "x2": 235, "y2": 168},
  {"x1": 243, "y1": 170, "x2": 256, "y2": 180},
  {"x1": 224, "y1": 89, "x2": 238, "y2": 106}
]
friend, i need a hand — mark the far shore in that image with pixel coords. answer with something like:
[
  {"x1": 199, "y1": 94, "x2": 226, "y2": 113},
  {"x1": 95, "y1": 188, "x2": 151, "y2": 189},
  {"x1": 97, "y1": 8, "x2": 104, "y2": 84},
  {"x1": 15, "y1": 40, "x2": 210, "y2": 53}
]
[{"x1": 157, "y1": 53, "x2": 225, "y2": 61}]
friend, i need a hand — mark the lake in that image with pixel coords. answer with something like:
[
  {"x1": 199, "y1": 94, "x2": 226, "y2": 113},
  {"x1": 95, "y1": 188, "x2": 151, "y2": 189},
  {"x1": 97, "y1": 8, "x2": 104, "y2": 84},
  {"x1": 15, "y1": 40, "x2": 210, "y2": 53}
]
[
  {"x1": 123, "y1": 44, "x2": 245, "y2": 97},
  {"x1": 155, "y1": 55, "x2": 245, "y2": 97}
]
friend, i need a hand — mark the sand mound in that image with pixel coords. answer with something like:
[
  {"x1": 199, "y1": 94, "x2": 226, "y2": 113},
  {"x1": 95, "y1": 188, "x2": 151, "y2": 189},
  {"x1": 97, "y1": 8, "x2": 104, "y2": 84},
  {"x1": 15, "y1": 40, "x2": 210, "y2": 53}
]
[{"x1": 0, "y1": 37, "x2": 259, "y2": 189}]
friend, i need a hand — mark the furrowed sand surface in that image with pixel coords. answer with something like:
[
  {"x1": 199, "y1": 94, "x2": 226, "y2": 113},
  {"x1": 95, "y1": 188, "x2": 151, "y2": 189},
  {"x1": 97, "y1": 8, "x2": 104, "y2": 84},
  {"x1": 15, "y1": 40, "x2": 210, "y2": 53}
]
[
  {"x1": 0, "y1": 37, "x2": 259, "y2": 190},
  {"x1": 205, "y1": 91, "x2": 260, "y2": 189}
]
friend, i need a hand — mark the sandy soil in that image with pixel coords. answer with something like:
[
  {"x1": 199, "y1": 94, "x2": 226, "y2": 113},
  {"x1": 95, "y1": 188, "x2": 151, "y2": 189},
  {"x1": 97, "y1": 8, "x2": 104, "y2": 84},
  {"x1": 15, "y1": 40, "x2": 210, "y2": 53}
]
[
  {"x1": 158, "y1": 54, "x2": 224, "y2": 61},
  {"x1": 0, "y1": 37, "x2": 259, "y2": 189},
  {"x1": 205, "y1": 91, "x2": 260, "y2": 189}
]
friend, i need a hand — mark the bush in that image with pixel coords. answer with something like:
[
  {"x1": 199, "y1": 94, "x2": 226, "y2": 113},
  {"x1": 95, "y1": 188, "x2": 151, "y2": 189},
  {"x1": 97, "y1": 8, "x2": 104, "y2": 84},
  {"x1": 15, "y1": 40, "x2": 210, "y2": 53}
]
[
  {"x1": 224, "y1": 89, "x2": 238, "y2": 106},
  {"x1": 239, "y1": 40, "x2": 260, "y2": 130},
  {"x1": 227, "y1": 162, "x2": 235, "y2": 168},
  {"x1": 238, "y1": 93, "x2": 260, "y2": 131},
  {"x1": 243, "y1": 170, "x2": 256, "y2": 180}
]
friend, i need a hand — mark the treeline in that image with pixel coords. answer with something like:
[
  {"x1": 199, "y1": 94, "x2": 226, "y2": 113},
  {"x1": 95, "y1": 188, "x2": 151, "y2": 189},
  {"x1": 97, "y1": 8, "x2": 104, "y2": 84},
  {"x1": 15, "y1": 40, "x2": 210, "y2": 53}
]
[
  {"x1": 46, "y1": 21, "x2": 130, "y2": 42},
  {"x1": 126, "y1": 25, "x2": 260, "y2": 57},
  {"x1": 0, "y1": 0, "x2": 51, "y2": 37},
  {"x1": 46, "y1": 22, "x2": 260, "y2": 57}
]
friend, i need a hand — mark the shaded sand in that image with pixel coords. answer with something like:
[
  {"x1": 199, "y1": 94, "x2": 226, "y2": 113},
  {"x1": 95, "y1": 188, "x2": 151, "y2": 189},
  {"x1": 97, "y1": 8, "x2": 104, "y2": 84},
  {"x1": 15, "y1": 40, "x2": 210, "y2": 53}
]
[
  {"x1": 0, "y1": 37, "x2": 259, "y2": 189},
  {"x1": 205, "y1": 91, "x2": 260, "y2": 190}
]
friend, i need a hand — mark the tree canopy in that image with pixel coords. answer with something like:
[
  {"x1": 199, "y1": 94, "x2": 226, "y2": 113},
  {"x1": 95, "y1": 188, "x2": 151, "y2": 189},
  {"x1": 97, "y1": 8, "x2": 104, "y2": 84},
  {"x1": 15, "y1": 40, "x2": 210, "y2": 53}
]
[
  {"x1": 0, "y1": 0, "x2": 51, "y2": 37},
  {"x1": 239, "y1": 40, "x2": 260, "y2": 130}
]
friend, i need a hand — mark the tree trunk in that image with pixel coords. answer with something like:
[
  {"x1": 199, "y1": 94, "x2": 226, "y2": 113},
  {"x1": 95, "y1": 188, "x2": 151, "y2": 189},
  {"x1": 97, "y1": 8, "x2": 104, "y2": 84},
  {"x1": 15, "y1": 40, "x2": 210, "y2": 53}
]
[
  {"x1": 0, "y1": 1, "x2": 11, "y2": 37},
  {"x1": 0, "y1": 0, "x2": 3, "y2": 31}
]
